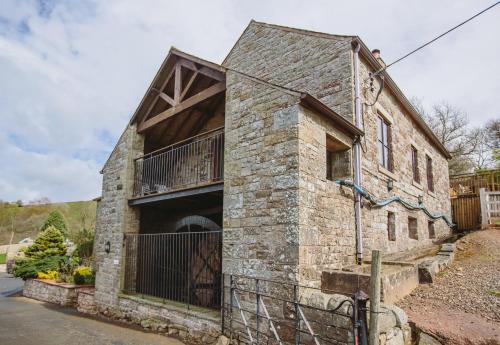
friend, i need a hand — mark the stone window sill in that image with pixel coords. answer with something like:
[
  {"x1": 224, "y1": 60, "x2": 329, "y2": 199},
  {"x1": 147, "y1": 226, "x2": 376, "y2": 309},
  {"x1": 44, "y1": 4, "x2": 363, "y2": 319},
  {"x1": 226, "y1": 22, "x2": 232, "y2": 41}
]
[
  {"x1": 378, "y1": 165, "x2": 398, "y2": 181},
  {"x1": 412, "y1": 180, "x2": 423, "y2": 190},
  {"x1": 427, "y1": 189, "x2": 436, "y2": 198}
]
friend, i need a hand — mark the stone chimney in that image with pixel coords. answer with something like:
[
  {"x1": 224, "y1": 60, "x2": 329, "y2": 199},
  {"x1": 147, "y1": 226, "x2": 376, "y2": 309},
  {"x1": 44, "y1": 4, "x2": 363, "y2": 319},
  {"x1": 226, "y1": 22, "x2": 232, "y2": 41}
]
[{"x1": 371, "y1": 49, "x2": 386, "y2": 67}]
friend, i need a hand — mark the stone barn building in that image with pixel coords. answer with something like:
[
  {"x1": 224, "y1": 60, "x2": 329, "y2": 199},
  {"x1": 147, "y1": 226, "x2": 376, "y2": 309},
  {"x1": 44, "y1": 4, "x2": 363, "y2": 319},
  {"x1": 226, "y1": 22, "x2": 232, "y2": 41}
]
[{"x1": 93, "y1": 21, "x2": 452, "y2": 343}]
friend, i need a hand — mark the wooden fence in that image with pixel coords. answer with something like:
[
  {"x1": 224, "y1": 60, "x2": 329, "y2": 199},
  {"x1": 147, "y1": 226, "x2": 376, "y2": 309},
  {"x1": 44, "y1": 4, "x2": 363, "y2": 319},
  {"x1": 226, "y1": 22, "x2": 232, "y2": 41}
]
[
  {"x1": 480, "y1": 189, "x2": 500, "y2": 228},
  {"x1": 450, "y1": 169, "x2": 500, "y2": 231}
]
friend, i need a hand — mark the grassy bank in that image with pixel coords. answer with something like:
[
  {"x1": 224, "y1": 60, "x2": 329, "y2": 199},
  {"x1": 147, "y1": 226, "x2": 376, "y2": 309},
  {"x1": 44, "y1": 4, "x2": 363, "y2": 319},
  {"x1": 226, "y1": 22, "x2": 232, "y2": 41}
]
[{"x1": 0, "y1": 201, "x2": 97, "y2": 245}]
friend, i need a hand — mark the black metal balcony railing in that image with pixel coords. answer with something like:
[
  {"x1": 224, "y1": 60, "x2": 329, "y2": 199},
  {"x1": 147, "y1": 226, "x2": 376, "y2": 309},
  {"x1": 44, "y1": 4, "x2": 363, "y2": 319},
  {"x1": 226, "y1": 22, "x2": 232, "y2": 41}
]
[{"x1": 133, "y1": 128, "x2": 224, "y2": 198}]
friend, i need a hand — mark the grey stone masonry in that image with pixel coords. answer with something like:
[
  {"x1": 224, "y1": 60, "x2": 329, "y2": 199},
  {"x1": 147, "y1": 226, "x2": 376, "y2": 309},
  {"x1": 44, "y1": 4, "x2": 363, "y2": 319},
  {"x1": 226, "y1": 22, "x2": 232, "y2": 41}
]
[
  {"x1": 223, "y1": 71, "x2": 302, "y2": 282},
  {"x1": 93, "y1": 123, "x2": 144, "y2": 308},
  {"x1": 224, "y1": 21, "x2": 354, "y2": 121}
]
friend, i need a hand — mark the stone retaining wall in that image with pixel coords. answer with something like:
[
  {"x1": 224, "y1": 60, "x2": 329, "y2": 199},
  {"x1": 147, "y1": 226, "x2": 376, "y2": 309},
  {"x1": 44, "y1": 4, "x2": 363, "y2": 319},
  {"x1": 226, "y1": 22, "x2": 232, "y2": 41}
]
[
  {"x1": 23, "y1": 279, "x2": 92, "y2": 307},
  {"x1": 92, "y1": 294, "x2": 221, "y2": 345},
  {"x1": 77, "y1": 288, "x2": 97, "y2": 315}
]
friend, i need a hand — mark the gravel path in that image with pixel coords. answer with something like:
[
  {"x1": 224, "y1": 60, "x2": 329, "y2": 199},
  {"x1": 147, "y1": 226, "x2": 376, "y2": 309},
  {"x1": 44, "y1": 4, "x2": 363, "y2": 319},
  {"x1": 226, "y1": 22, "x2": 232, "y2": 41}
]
[{"x1": 398, "y1": 228, "x2": 500, "y2": 344}]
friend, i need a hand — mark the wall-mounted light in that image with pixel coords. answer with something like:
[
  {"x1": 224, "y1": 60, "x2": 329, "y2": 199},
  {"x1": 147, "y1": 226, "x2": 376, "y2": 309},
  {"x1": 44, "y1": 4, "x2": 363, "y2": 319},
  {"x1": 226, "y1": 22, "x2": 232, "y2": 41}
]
[
  {"x1": 105, "y1": 241, "x2": 111, "y2": 254},
  {"x1": 387, "y1": 179, "x2": 393, "y2": 192},
  {"x1": 418, "y1": 195, "x2": 423, "y2": 205}
]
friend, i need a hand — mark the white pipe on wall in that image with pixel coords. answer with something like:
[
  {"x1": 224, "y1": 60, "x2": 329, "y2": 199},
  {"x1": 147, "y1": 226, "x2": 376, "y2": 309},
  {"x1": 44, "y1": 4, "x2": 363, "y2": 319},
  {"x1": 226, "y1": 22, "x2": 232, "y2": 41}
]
[{"x1": 352, "y1": 42, "x2": 364, "y2": 265}]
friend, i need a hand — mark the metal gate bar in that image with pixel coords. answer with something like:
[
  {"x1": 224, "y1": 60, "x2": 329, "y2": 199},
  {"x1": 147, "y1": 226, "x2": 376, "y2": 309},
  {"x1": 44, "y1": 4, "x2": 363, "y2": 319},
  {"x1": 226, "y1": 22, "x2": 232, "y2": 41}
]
[
  {"x1": 222, "y1": 274, "x2": 356, "y2": 345},
  {"x1": 123, "y1": 231, "x2": 222, "y2": 310}
]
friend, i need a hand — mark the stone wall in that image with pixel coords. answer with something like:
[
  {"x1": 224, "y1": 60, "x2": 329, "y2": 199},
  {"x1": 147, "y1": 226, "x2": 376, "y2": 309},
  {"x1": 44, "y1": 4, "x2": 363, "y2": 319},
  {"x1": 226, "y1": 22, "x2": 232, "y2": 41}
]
[
  {"x1": 357, "y1": 55, "x2": 452, "y2": 256},
  {"x1": 104, "y1": 295, "x2": 221, "y2": 345},
  {"x1": 224, "y1": 22, "x2": 452, "y2": 286},
  {"x1": 77, "y1": 288, "x2": 97, "y2": 315},
  {"x1": 224, "y1": 21, "x2": 353, "y2": 120},
  {"x1": 223, "y1": 71, "x2": 302, "y2": 281},
  {"x1": 23, "y1": 279, "x2": 90, "y2": 307},
  {"x1": 94, "y1": 123, "x2": 144, "y2": 308},
  {"x1": 297, "y1": 105, "x2": 356, "y2": 286}
]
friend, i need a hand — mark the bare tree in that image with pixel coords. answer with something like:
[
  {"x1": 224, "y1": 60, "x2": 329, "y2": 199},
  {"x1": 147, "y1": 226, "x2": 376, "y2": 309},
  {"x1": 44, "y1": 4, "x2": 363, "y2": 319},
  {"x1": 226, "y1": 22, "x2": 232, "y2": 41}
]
[{"x1": 418, "y1": 101, "x2": 478, "y2": 174}]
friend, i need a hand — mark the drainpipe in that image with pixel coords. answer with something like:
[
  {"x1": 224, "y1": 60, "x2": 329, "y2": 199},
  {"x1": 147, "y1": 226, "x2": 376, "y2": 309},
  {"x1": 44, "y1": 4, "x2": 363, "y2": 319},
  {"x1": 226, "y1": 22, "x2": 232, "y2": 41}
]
[{"x1": 352, "y1": 41, "x2": 364, "y2": 265}]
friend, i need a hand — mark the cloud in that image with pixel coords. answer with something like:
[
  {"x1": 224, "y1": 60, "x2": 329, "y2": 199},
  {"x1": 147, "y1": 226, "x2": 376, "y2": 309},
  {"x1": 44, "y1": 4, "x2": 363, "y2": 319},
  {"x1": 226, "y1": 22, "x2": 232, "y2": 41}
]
[{"x1": 0, "y1": 0, "x2": 498, "y2": 202}]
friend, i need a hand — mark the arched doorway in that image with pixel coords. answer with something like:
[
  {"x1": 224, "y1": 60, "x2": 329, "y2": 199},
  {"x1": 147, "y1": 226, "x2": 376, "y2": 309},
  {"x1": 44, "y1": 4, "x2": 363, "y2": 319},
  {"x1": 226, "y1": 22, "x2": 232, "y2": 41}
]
[{"x1": 173, "y1": 216, "x2": 222, "y2": 308}]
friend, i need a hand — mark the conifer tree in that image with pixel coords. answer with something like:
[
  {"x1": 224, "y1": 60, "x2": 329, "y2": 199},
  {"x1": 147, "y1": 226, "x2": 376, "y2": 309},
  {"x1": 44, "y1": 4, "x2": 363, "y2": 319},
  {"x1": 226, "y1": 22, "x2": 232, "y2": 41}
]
[
  {"x1": 41, "y1": 210, "x2": 68, "y2": 238},
  {"x1": 24, "y1": 226, "x2": 67, "y2": 259}
]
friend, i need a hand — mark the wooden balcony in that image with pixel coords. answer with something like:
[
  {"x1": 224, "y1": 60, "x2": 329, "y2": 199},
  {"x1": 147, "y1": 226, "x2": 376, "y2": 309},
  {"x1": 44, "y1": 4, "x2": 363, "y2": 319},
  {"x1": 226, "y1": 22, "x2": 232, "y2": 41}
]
[{"x1": 132, "y1": 128, "x2": 224, "y2": 200}]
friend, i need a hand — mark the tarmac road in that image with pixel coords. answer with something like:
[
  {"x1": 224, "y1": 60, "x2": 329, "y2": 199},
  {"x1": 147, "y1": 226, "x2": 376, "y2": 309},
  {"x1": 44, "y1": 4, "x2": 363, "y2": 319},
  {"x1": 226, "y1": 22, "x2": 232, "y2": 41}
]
[{"x1": 0, "y1": 273, "x2": 183, "y2": 345}]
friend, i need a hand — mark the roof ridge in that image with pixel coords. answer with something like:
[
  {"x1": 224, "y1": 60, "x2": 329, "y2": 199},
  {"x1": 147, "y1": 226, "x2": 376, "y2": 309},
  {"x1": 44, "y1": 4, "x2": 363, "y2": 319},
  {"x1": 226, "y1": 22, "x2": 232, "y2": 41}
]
[
  {"x1": 251, "y1": 20, "x2": 355, "y2": 40},
  {"x1": 169, "y1": 47, "x2": 224, "y2": 71}
]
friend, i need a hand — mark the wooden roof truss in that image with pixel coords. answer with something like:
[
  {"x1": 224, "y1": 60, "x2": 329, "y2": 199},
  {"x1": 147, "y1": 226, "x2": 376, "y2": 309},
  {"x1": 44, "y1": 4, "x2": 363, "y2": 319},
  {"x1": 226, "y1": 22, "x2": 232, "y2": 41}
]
[{"x1": 137, "y1": 54, "x2": 225, "y2": 133}]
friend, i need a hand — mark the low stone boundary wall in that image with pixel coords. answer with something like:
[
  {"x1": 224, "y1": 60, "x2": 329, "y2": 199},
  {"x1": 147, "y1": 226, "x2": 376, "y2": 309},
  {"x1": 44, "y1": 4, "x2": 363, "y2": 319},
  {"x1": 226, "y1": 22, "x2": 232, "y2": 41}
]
[
  {"x1": 418, "y1": 243, "x2": 456, "y2": 284},
  {"x1": 100, "y1": 294, "x2": 222, "y2": 344},
  {"x1": 76, "y1": 288, "x2": 97, "y2": 315},
  {"x1": 23, "y1": 279, "x2": 93, "y2": 307}
]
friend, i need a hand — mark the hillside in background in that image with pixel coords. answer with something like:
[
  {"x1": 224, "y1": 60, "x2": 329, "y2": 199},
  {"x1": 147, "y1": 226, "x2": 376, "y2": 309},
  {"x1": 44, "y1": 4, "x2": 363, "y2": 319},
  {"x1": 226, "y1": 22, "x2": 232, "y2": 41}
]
[{"x1": 0, "y1": 200, "x2": 97, "y2": 245}]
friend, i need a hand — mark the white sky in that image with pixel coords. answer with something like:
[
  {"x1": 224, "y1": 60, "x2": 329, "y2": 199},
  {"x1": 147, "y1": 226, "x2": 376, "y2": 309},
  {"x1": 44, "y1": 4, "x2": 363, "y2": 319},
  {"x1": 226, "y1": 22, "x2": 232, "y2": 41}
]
[{"x1": 0, "y1": 0, "x2": 499, "y2": 202}]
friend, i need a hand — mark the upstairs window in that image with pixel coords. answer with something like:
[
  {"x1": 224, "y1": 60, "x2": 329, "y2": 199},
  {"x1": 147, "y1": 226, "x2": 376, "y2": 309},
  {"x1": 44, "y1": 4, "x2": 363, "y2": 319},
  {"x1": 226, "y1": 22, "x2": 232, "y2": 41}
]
[
  {"x1": 426, "y1": 155, "x2": 434, "y2": 192},
  {"x1": 428, "y1": 221, "x2": 435, "y2": 239},
  {"x1": 326, "y1": 134, "x2": 351, "y2": 181},
  {"x1": 411, "y1": 145, "x2": 420, "y2": 183},
  {"x1": 387, "y1": 212, "x2": 396, "y2": 241},
  {"x1": 377, "y1": 115, "x2": 392, "y2": 171},
  {"x1": 408, "y1": 216, "x2": 418, "y2": 240}
]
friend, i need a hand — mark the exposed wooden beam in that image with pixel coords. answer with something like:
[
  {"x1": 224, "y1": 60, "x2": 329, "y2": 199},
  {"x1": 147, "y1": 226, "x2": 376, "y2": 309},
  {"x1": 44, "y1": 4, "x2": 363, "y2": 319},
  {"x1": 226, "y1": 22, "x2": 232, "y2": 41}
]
[
  {"x1": 139, "y1": 60, "x2": 177, "y2": 126},
  {"x1": 180, "y1": 71, "x2": 198, "y2": 101},
  {"x1": 197, "y1": 66, "x2": 225, "y2": 81},
  {"x1": 138, "y1": 81, "x2": 225, "y2": 133},
  {"x1": 174, "y1": 62, "x2": 182, "y2": 104},
  {"x1": 153, "y1": 88, "x2": 175, "y2": 106},
  {"x1": 179, "y1": 59, "x2": 198, "y2": 72},
  {"x1": 179, "y1": 58, "x2": 224, "y2": 81}
]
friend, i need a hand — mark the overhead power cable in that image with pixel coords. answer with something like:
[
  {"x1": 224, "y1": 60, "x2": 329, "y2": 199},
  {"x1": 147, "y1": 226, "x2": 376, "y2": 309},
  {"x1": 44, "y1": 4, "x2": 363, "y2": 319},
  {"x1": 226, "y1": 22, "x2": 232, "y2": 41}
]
[{"x1": 373, "y1": 1, "x2": 500, "y2": 76}]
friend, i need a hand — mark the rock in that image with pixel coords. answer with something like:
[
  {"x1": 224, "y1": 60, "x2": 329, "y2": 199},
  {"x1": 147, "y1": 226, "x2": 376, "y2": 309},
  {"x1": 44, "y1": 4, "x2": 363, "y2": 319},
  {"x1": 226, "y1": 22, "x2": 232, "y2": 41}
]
[
  {"x1": 202, "y1": 334, "x2": 217, "y2": 343},
  {"x1": 440, "y1": 243, "x2": 455, "y2": 252},
  {"x1": 379, "y1": 332, "x2": 387, "y2": 345},
  {"x1": 418, "y1": 260, "x2": 439, "y2": 283},
  {"x1": 386, "y1": 328, "x2": 404, "y2": 345},
  {"x1": 401, "y1": 325, "x2": 412, "y2": 345},
  {"x1": 217, "y1": 335, "x2": 230, "y2": 345},
  {"x1": 326, "y1": 294, "x2": 352, "y2": 314},
  {"x1": 377, "y1": 307, "x2": 397, "y2": 333},
  {"x1": 140, "y1": 319, "x2": 151, "y2": 329},
  {"x1": 306, "y1": 292, "x2": 327, "y2": 309},
  {"x1": 385, "y1": 304, "x2": 408, "y2": 327},
  {"x1": 418, "y1": 332, "x2": 442, "y2": 345}
]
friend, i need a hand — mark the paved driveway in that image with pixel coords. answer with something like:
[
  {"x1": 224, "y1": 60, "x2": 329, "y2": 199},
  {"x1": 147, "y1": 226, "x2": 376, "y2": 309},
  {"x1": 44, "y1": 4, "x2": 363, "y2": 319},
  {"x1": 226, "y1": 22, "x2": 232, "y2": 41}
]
[{"x1": 0, "y1": 273, "x2": 183, "y2": 345}]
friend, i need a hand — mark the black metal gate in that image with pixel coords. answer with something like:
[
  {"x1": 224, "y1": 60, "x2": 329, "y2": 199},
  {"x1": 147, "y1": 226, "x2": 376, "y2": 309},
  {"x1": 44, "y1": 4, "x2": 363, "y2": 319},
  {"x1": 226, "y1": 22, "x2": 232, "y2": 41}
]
[{"x1": 123, "y1": 229, "x2": 222, "y2": 309}]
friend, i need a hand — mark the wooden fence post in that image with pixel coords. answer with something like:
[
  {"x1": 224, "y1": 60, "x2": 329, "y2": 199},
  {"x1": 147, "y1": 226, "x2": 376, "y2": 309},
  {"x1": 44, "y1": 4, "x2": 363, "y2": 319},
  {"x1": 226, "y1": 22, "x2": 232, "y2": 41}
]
[
  {"x1": 369, "y1": 250, "x2": 381, "y2": 345},
  {"x1": 480, "y1": 188, "x2": 488, "y2": 228}
]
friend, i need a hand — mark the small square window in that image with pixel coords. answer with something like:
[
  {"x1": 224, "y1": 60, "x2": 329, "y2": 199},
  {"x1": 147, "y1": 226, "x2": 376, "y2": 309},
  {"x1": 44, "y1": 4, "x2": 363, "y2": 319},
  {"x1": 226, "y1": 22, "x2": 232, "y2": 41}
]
[
  {"x1": 408, "y1": 216, "x2": 418, "y2": 240},
  {"x1": 387, "y1": 212, "x2": 396, "y2": 241},
  {"x1": 326, "y1": 134, "x2": 351, "y2": 181},
  {"x1": 428, "y1": 221, "x2": 435, "y2": 239}
]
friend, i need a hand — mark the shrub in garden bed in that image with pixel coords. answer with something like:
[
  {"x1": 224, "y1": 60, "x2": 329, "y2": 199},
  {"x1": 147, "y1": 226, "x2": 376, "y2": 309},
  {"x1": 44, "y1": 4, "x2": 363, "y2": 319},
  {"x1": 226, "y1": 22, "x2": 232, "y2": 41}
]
[
  {"x1": 13, "y1": 255, "x2": 67, "y2": 280},
  {"x1": 73, "y1": 266, "x2": 95, "y2": 285}
]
